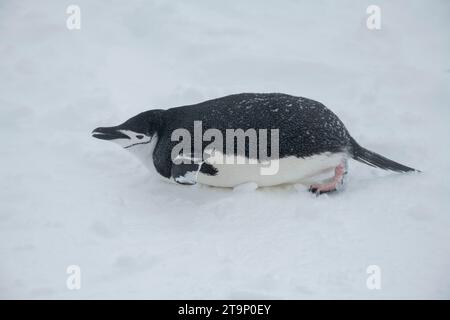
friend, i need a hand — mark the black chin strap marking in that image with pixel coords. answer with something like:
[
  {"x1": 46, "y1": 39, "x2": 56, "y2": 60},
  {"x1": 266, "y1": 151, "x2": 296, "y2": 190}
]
[{"x1": 124, "y1": 139, "x2": 152, "y2": 149}]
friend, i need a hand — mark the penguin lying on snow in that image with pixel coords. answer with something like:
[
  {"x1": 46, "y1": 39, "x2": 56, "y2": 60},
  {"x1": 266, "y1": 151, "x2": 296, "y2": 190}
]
[{"x1": 92, "y1": 93, "x2": 419, "y2": 194}]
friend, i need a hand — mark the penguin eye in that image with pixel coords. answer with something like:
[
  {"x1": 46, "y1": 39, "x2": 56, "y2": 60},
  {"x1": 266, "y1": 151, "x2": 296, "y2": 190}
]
[{"x1": 136, "y1": 135, "x2": 144, "y2": 139}]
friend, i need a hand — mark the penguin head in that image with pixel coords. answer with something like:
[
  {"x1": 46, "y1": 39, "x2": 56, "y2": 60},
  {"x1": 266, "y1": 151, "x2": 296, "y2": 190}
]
[{"x1": 92, "y1": 110, "x2": 162, "y2": 149}]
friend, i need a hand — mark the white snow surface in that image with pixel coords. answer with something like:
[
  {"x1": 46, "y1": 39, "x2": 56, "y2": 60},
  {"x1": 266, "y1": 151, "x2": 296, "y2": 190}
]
[{"x1": 1, "y1": 0, "x2": 450, "y2": 299}]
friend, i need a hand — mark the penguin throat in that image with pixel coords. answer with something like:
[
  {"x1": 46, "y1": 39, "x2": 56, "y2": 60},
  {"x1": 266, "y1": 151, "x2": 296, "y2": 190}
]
[{"x1": 126, "y1": 134, "x2": 158, "y2": 173}]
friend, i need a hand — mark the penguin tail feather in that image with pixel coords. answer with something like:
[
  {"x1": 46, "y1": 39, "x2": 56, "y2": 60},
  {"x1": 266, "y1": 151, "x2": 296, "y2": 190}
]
[{"x1": 350, "y1": 137, "x2": 420, "y2": 173}]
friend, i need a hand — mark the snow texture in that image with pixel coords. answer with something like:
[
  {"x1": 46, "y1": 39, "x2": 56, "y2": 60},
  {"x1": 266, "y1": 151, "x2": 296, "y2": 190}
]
[{"x1": 1, "y1": 0, "x2": 450, "y2": 299}]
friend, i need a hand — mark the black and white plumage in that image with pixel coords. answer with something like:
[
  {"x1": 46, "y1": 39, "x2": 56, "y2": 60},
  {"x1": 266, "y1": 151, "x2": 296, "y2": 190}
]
[{"x1": 92, "y1": 93, "x2": 418, "y2": 194}]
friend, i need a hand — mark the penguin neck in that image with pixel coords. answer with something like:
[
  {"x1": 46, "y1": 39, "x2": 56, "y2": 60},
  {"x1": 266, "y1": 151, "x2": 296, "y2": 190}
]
[{"x1": 127, "y1": 134, "x2": 159, "y2": 173}]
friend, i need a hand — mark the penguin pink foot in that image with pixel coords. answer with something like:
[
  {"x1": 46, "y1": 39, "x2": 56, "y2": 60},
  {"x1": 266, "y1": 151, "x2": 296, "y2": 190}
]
[{"x1": 309, "y1": 162, "x2": 347, "y2": 195}]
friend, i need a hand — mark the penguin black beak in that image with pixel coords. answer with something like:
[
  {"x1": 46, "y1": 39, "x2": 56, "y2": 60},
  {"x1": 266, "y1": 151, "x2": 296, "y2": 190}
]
[{"x1": 92, "y1": 127, "x2": 130, "y2": 140}]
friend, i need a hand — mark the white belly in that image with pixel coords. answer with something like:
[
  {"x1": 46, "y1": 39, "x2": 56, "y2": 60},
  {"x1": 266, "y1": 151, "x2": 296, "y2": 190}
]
[{"x1": 196, "y1": 152, "x2": 346, "y2": 188}]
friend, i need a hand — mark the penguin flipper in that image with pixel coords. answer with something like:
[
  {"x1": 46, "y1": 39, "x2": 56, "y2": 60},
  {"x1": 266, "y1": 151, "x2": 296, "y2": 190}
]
[
  {"x1": 172, "y1": 162, "x2": 201, "y2": 185},
  {"x1": 171, "y1": 154, "x2": 218, "y2": 185}
]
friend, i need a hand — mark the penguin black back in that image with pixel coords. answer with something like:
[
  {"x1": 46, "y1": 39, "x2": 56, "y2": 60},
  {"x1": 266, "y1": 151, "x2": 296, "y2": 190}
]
[{"x1": 161, "y1": 93, "x2": 352, "y2": 158}]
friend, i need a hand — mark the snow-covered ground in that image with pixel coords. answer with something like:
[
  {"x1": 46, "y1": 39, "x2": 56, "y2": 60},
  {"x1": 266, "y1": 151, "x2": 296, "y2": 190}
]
[{"x1": 1, "y1": 0, "x2": 450, "y2": 299}]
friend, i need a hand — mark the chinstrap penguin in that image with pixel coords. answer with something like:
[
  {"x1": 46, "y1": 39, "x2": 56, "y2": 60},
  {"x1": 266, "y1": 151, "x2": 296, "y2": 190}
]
[{"x1": 92, "y1": 93, "x2": 419, "y2": 194}]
